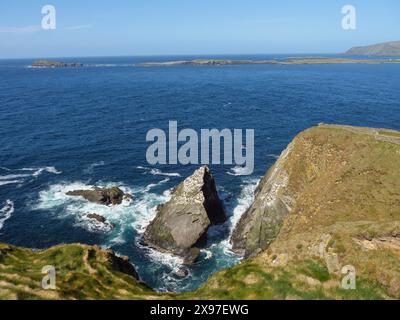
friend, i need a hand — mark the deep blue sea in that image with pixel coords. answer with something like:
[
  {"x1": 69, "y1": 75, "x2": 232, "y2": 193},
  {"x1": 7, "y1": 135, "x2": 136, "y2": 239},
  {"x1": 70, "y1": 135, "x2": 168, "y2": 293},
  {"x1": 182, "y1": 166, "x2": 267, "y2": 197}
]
[{"x1": 1, "y1": 55, "x2": 400, "y2": 292}]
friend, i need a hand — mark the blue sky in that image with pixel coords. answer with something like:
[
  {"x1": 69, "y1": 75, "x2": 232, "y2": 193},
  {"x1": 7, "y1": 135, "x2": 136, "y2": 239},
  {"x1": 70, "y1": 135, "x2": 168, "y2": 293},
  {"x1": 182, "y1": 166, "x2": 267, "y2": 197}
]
[{"x1": 0, "y1": 0, "x2": 399, "y2": 58}]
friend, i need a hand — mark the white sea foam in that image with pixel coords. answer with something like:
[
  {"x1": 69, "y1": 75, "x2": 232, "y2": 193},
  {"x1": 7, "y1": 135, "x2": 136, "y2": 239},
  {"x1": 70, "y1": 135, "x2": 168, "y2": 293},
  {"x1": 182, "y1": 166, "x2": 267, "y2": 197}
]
[
  {"x1": 0, "y1": 166, "x2": 61, "y2": 187},
  {"x1": 83, "y1": 161, "x2": 105, "y2": 174},
  {"x1": 23, "y1": 166, "x2": 62, "y2": 176},
  {"x1": 201, "y1": 249, "x2": 213, "y2": 260},
  {"x1": 267, "y1": 154, "x2": 279, "y2": 159},
  {"x1": 229, "y1": 178, "x2": 258, "y2": 231},
  {"x1": 145, "y1": 247, "x2": 184, "y2": 269},
  {"x1": 136, "y1": 166, "x2": 181, "y2": 177},
  {"x1": 144, "y1": 178, "x2": 170, "y2": 192},
  {"x1": 0, "y1": 180, "x2": 24, "y2": 186},
  {"x1": 212, "y1": 178, "x2": 259, "y2": 254},
  {"x1": 227, "y1": 166, "x2": 253, "y2": 176},
  {"x1": 34, "y1": 180, "x2": 169, "y2": 237},
  {"x1": 0, "y1": 174, "x2": 31, "y2": 180},
  {"x1": 0, "y1": 200, "x2": 14, "y2": 230}
]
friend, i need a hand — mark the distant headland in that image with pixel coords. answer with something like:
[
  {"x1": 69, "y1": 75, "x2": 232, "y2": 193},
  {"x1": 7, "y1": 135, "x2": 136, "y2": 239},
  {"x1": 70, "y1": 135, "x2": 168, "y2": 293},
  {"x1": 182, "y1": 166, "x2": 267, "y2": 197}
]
[{"x1": 345, "y1": 40, "x2": 400, "y2": 56}]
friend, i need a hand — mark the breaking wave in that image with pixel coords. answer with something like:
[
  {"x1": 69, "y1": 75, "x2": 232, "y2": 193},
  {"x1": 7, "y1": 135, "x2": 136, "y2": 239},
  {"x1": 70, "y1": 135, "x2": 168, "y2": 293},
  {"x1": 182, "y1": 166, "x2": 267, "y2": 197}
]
[
  {"x1": 0, "y1": 166, "x2": 61, "y2": 187},
  {"x1": 83, "y1": 161, "x2": 105, "y2": 174},
  {"x1": 0, "y1": 200, "x2": 14, "y2": 230},
  {"x1": 227, "y1": 165, "x2": 253, "y2": 176},
  {"x1": 136, "y1": 166, "x2": 181, "y2": 177}
]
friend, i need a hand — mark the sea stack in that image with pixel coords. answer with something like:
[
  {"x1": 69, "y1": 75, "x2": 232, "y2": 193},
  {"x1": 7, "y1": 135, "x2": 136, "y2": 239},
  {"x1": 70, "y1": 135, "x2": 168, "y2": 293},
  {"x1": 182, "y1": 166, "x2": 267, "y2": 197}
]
[{"x1": 143, "y1": 166, "x2": 226, "y2": 264}]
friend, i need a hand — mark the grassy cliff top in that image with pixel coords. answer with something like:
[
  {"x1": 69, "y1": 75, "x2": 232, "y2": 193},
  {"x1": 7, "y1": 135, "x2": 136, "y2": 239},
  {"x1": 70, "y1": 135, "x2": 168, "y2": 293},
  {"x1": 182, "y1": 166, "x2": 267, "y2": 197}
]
[{"x1": 0, "y1": 243, "x2": 164, "y2": 300}]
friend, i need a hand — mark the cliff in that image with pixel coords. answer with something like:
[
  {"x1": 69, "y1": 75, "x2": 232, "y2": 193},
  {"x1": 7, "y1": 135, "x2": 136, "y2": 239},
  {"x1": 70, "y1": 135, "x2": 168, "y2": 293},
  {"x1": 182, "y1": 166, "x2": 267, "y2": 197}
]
[{"x1": 2, "y1": 124, "x2": 400, "y2": 299}]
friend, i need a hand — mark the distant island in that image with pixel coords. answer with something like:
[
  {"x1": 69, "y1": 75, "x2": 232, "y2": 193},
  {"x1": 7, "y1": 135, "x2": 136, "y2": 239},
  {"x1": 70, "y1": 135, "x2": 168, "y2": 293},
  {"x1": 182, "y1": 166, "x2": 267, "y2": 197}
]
[
  {"x1": 30, "y1": 60, "x2": 84, "y2": 68},
  {"x1": 345, "y1": 41, "x2": 400, "y2": 56},
  {"x1": 138, "y1": 57, "x2": 400, "y2": 67}
]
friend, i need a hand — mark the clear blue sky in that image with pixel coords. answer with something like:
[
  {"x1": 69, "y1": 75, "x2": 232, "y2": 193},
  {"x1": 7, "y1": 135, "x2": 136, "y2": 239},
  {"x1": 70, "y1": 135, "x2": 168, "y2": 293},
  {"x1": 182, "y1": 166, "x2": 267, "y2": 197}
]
[{"x1": 0, "y1": 0, "x2": 399, "y2": 58}]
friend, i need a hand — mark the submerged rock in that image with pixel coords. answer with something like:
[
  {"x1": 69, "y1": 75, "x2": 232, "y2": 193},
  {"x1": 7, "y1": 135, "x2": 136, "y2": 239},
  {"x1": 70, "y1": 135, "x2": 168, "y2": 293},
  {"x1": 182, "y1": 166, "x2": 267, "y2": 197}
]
[
  {"x1": 86, "y1": 213, "x2": 115, "y2": 231},
  {"x1": 143, "y1": 166, "x2": 226, "y2": 263},
  {"x1": 66, "y1": 187, "x2": 132, "y2": 206},
  {"x1": 175, "y1": 267, "x2": 189, "y2": 278}
]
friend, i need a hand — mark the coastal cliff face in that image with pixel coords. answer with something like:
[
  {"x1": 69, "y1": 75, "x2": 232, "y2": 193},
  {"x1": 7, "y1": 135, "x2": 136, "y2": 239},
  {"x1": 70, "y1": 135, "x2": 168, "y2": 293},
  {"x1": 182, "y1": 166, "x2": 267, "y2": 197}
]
[
  {"x1": 232, "y1": 124, "x2": 400, "y2": 259},
  {"x1": 230, "y1": 140, "x2": 294, "y2": 258},
  {"x1": 2, "y1": 124, "x2": 400, "y2": 299},
  {"x1": 143, "y1": 166, "x2": 226, "y2": 263}
]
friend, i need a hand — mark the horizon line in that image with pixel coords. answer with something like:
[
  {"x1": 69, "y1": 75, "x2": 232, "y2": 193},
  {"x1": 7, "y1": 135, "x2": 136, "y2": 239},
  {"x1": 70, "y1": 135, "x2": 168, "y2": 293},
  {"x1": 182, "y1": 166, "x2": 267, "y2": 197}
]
[{"x1": 0, "y1": 52, "x2": 345, "y2": 60}]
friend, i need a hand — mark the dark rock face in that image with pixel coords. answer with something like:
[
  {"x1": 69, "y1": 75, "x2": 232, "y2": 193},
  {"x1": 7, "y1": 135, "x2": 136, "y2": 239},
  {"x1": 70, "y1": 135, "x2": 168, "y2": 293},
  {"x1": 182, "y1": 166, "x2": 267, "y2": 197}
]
[
  {"x1": 143, "y1": 166, "x2": 226, "y2": 263},
  {"x1": 66, "y1": 187, "x2": 132, "y2": 206},
  {"x1": 230, "y1": 144, "x2": 294, "y2": 258}
]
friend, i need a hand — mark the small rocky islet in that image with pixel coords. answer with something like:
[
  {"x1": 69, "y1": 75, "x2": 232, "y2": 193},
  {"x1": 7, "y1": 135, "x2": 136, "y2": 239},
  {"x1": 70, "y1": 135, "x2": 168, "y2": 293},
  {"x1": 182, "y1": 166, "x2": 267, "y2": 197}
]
[
  {"x1": 30, "y1": 60, "x2": 84, "y2": 68},
  {"x1": 1, "y1": 124, "x2": 400, "y2": 299}
]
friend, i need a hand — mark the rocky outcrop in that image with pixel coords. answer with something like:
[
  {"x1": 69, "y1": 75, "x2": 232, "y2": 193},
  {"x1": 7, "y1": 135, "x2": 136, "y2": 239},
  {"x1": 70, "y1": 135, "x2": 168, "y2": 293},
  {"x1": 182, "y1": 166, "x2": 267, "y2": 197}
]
[
  {"x1": 66, "y1": 187, "x2": 132, "y2": 206},
  {"x1": 143, "y1": 166, "x2": 226, "y2": 263}
]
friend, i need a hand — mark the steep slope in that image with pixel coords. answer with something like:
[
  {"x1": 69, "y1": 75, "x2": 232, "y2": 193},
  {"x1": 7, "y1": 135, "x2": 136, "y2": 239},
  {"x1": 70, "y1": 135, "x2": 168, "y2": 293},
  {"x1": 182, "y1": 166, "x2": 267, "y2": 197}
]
[{"x1": 345, "y1": 41, "x2": 400, "y2": 56}]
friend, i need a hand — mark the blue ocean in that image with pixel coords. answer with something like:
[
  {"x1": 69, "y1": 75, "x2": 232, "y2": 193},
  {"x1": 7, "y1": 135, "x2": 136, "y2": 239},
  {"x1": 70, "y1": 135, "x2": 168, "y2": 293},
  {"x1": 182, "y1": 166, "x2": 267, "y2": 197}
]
[{"x1": 1, "y1": 55, "x2": 400, "y2": 292}]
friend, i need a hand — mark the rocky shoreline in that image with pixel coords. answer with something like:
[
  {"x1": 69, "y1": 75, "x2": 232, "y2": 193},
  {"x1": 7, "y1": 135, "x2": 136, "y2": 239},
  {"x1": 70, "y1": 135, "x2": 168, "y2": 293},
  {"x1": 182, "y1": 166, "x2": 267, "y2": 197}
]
[{"x1": 1, "y1": 124, "x2": 400, "y2": 299}]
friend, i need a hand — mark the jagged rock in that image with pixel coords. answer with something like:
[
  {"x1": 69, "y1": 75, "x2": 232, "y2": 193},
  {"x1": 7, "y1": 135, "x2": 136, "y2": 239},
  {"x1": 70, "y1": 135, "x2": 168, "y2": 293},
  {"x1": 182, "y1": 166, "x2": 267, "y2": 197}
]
[
  {"x1": 66, "y1": 187, "x2": 132, "y2": 206},
  {"x1": 143, "y1": 166, "x2": 226, "y2": 263}
]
